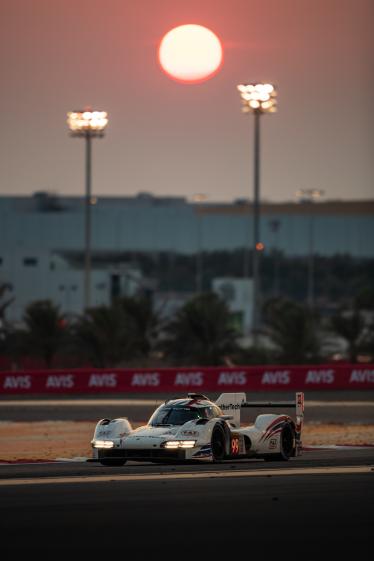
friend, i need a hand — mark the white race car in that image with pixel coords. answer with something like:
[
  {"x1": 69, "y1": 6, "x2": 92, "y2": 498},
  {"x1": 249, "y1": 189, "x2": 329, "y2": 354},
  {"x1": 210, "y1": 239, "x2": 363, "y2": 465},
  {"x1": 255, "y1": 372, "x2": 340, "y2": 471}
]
[{"x1": 91, "y1": 392, "x2": 304, "y2": 465}]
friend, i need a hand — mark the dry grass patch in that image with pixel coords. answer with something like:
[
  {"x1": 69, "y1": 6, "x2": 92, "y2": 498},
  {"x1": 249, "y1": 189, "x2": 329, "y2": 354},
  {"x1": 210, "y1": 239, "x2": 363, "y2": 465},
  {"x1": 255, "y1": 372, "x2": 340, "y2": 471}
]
[{"x1": 0, "y1": 421, "x2": 373, "y2": 462}]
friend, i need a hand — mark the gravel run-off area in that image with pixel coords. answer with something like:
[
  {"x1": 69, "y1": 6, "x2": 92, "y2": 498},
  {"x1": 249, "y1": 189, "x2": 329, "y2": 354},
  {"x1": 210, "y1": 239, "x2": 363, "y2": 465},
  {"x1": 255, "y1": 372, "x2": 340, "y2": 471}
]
[{"x1": 0, "y1": 421, "x2": 373, "y2": 462}]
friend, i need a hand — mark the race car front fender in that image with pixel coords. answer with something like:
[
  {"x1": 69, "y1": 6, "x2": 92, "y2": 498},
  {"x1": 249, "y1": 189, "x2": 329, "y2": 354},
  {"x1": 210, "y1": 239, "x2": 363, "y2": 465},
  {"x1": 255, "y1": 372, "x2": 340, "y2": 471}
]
[{"x1": 92, "y1": 418, "x2": 133, "y2": 443}]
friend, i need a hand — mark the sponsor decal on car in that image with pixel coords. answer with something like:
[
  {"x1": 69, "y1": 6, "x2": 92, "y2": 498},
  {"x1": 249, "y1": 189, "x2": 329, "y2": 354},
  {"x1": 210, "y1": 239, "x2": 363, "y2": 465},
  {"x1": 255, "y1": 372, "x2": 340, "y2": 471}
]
[
  {"x1": 97, "y1": 430, "x2": 113, "y2": 437},
  {"x1": 231, "y1": 436, "x2": 240, "y2": 455},
  {"x1": 192, "y1": 445, "x2": 212, "y2": 458},
  {"x1": 260, "y1": 416, "x2": 289, "y2": 443},
  {"x1": 181, "y1": 430, "x2": 199, "y2": 436},
  {"x1": 269, "y1": 438, "x2": 278, "y2": 450},
  {"x1": 220, "y1": 403, "x2": 241, "y2": 411}
]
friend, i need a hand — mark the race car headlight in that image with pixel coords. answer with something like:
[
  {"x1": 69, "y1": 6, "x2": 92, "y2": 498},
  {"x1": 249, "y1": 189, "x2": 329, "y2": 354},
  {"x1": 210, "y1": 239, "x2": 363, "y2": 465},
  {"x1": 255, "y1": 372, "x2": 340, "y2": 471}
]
[
  {"x1": 179, "y1": 440, "x2": 197, "y2": 448},
  {"x1": 163, "y1": 440, "x2": 196, "y2": 449},
  {"x1": 92, "y1": 440, "x2": 114, "y2": 449},
  {"x1": 164, "y1": 441, "x2": 179, "y2": 449}
]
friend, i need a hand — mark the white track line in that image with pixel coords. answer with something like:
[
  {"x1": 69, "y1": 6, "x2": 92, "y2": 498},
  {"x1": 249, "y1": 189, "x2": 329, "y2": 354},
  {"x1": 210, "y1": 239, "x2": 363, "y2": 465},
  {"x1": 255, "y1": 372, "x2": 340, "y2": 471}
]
[
  {"x1": 2, "y1": 446, "x2": 373, "y2": 465},
  {"x1": 303, "y1": 445, "x2": 374, "y2": 450},
  {"x1": 0, "y1": 465, "x2": 371, "y2": 486},
  {"x1": 0, "y1": 399, "x2": 159, "y2": 407},
  {"x1": 0, "y1": 457, "x2": 88, "y2": 466},
  {"x1": 0, "y1": 399, "x2": 373, "y2": 407},
  {"x1": 304, "y1": 401, "x2": 374, "y2": 407}
]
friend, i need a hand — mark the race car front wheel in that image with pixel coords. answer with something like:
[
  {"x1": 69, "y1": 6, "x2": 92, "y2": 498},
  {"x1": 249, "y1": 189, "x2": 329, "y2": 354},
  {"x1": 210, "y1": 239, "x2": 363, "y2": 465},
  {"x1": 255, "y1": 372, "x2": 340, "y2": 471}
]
[
  {"x1": 98, "y1": 451, "x2": 127, "y2": 466},
  {"x1": 264, "y1": 423, "x2": 295, "y2": 461},
  {"x1": 211, "y1": 424, "x2": 226, "y2": 462}
]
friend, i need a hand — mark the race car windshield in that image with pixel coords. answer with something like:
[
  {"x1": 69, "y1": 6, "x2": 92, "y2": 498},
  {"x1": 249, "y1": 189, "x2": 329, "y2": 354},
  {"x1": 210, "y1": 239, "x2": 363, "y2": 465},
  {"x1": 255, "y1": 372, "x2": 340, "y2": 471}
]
[{"x1": 150, "y1": 407, "x2": 203, "y2": 426}]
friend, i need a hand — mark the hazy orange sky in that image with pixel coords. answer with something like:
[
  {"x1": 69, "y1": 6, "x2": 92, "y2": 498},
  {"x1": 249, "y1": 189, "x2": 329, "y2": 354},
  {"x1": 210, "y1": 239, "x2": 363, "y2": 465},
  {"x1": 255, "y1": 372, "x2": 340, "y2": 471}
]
[{"x1": 0, "y1": 0, "x2": 373, "y2": 202}]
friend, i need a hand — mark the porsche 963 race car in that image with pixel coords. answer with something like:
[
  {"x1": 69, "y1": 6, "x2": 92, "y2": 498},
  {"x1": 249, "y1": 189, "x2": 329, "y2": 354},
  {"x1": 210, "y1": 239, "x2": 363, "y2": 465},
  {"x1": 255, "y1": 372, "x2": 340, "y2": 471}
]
[{"x1": 91, "y1": 392, "x2": 304, "y2": 465}]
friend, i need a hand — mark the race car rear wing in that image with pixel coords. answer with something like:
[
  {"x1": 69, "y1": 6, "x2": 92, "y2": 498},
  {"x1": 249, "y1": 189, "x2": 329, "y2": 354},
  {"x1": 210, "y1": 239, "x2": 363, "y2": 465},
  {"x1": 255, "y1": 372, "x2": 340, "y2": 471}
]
[
  {"x1": 241, "y1": 401, "x2": 298, "y2": 408},
  {"x1": 216, "y1": 392, "x2": 304, "y2": 432}
]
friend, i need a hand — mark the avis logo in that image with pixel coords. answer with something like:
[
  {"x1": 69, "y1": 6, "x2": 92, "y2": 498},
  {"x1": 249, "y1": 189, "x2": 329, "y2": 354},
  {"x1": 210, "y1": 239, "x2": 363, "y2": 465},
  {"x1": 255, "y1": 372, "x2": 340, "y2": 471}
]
[
  {"x1": 131, "y1": 373, "x2": 160, "y2": 386},
  {"x1": 174, "y1": 372, "x2": 204, "y2": 386},
  {"x1": 3, "y1": 375, "x2": 31, "y2": 389},
  {"x1": 46, "y1": 374, "x2": 74, "y2": 388},
  {"x1": 262, "y1": 371, "x2": 290, "y2": 385},
  {"x1": 89, "y1": 373, "x2": 117, "y2": 388},
  {"x1": 218, "y1": 372, "x2": 247, "y2": 385},
  {"x1": 305, "y1": 370, "x2": 334, "y2": 384},
  {"x1": 349, "y1": 370, "x2": 374, "y2": 383}
]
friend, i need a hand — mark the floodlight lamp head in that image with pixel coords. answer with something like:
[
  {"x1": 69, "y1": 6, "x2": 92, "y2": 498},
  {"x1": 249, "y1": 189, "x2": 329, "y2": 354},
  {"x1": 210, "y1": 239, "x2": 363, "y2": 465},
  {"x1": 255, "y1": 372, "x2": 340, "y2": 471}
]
[
  {"x1": 67, "y1": 109, "x2": 108, "y2": 137},
  {"x1": 237, "y1": 83, "x2": 277, "y2": 114}
]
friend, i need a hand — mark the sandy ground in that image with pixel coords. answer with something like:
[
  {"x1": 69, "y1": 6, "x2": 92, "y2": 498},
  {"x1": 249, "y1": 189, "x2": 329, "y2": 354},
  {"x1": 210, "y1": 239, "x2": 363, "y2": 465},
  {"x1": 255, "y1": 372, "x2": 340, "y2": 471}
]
[{"x1": 0, "y1": 421, "x2": 373, "y2": 462}]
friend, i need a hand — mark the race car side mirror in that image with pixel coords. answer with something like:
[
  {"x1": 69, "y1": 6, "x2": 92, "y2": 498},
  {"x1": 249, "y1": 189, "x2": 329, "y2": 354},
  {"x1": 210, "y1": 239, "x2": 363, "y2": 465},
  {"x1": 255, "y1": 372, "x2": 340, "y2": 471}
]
[{"x1": 220, "y1": 415, "x2": 234, "y2": 421}]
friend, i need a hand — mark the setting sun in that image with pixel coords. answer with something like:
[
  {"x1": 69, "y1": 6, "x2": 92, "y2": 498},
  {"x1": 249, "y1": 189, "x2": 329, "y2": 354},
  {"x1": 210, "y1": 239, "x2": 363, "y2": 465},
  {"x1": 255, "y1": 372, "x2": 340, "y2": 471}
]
[{"x1": 158, "y1": 24, "x2": 223, "y2": 84}]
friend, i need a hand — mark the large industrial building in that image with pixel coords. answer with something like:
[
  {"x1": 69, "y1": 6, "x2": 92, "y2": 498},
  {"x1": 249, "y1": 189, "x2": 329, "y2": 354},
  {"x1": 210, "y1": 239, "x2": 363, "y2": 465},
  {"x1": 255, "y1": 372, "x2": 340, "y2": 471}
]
[{"x1": 0, "y1": 191, "x2": 373, "y2": 323}]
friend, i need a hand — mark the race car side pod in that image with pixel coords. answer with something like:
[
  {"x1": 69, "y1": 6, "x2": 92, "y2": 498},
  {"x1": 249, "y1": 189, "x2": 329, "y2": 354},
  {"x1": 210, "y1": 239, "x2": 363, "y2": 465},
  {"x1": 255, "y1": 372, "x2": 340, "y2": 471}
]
[{"x1": 241, "y1": 392, "x2": 305, "y2": 456}]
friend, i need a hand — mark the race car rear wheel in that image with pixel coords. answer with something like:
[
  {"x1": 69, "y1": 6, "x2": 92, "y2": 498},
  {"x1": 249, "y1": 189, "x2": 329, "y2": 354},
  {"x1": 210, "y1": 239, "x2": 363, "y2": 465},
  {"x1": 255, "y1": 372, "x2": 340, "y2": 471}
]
[
  {"x1": 211, "y1": 424, "x2": 226, "y2": 462},
  {"x1": 264, "y1": 422, "x2": 295, "y2": 461}
]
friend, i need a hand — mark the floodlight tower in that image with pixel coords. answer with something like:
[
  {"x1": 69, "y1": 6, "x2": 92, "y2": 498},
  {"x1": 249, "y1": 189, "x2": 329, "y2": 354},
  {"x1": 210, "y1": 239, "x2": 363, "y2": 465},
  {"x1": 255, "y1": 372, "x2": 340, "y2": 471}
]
[
  {"x1": 67, "y1": 109, "x2": 108, "y2": 309},
  {"x1": 237, "y1": 83, "x2": 277, "y2": 343}
]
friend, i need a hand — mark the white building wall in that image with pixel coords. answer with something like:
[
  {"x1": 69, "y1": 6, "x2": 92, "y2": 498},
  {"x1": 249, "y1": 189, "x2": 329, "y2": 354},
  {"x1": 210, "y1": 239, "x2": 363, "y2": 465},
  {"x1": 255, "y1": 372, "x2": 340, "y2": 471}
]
[
  {"x1": 212, "y1": 277, "x2": 253, "y2": 334},
  {"x1": 0, "y1": 249, "x2": 111, "y2": 322}
]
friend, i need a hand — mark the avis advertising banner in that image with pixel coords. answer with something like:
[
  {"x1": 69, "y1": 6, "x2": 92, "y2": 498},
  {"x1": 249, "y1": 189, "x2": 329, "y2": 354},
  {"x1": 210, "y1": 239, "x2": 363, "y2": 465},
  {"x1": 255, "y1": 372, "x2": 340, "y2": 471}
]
[{"x1": 0, "y1": 365, "x2": 373, "y2": 394}]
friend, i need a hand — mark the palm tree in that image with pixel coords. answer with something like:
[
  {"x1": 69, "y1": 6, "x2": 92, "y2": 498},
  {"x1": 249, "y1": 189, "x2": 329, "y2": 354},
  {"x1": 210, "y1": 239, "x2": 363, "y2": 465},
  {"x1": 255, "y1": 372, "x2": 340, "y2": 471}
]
[
  {"x1": 72, "y1": 305, "x2": 132, "y2": 367},
  {"x1": 161, "y1": 293, "x2": 239, "y2": 366},
  {"x1": 0, "y1": 328, "x2": 25, "y2": 369},
  {"x1": 119, "y1": 296, "x2": 158, "y2": 357},
  {"x1": 263, "y1": 298, "x2": 322, "y2": 364},
  {"x1": 360, "y1": 320, "x2": 374, "y2": 361},
  {"x1": 330, "y1": 308, "x2": 366, "y2": 363},
  {"x1": 22, "y1": 300, "x2": 67, "y2": 368},
  {"x1": 72, "y1": 296, "x2": 158, "y2": 367},
  {"x1": 0, "y1": 283, "x2": 14, "y2": 326},
  {"x1": 235, "y1": 344, "x2": 275, "y2": 365}
]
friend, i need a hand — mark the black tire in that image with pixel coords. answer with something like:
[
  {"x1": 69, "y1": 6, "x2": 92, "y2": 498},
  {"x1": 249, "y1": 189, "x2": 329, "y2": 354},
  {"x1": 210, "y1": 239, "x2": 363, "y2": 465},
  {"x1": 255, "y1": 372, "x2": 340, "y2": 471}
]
[
  {"x1": 99, "y1": 459, "x2": 127, "y2": 466},
  {"x1": 211, "y1": 424, "x2": 226, "y2": 462},
  {"x1": 264, "y1": 423, "x2": 295, "y2": 462}
]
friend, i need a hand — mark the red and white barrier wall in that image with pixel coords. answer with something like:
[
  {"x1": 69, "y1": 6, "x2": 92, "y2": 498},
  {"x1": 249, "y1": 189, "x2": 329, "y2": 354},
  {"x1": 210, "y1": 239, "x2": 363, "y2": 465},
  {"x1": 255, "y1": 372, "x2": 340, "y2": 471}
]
[{"x1": 0, "y1": 365, "x2": 373, "y2": 394}]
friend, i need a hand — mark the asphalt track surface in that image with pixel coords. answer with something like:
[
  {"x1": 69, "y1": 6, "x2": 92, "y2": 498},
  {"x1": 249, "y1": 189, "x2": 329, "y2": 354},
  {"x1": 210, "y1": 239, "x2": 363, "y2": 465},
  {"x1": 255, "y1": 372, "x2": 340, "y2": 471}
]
[
  {"x1": 1, "y1": 390, "x2": 374, "y2": 422},
  {"x1": 0, "y1": 449, "x2": 373, "y2": 553}
]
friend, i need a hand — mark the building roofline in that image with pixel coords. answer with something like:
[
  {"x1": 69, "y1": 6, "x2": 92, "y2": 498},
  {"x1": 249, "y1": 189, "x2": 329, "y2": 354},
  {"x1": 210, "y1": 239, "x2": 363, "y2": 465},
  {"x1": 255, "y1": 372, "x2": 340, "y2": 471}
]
[{"x1": 198, "y1": 200, "x2": 374, "y2": 216}]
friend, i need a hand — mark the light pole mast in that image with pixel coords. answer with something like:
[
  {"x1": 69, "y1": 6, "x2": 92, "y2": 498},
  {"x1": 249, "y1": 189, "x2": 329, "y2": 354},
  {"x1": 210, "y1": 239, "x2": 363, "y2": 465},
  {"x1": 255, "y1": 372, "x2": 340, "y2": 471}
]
[
  {"x1": 295, "y1": 189, "x2": 325, "y2": 309},
  {"x1": 252, "y1": 109, "x2": 261, "y2": 333},
  {"x1": 84, "y1": 131, "x2": 92, "y2": 309},
  {"x1": 193, "y1": 193, "x2": 207, "y2": 294},
  {"x1": 67, "y1": 109, "x2": 108, "y2": 310},
  {"x1": 268, "y1": 219, "x2": 281, "y2": 297},
  {"x1": 237, "y1": 83, "x2": 277, "y2": 344}
]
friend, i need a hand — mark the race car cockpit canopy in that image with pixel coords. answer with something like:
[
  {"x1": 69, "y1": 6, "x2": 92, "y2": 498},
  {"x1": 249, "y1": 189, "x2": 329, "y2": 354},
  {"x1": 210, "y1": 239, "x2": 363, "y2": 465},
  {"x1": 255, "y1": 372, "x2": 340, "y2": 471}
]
[{"x1": 149, "y1": 399, "x2": 222, "y2": 426}]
